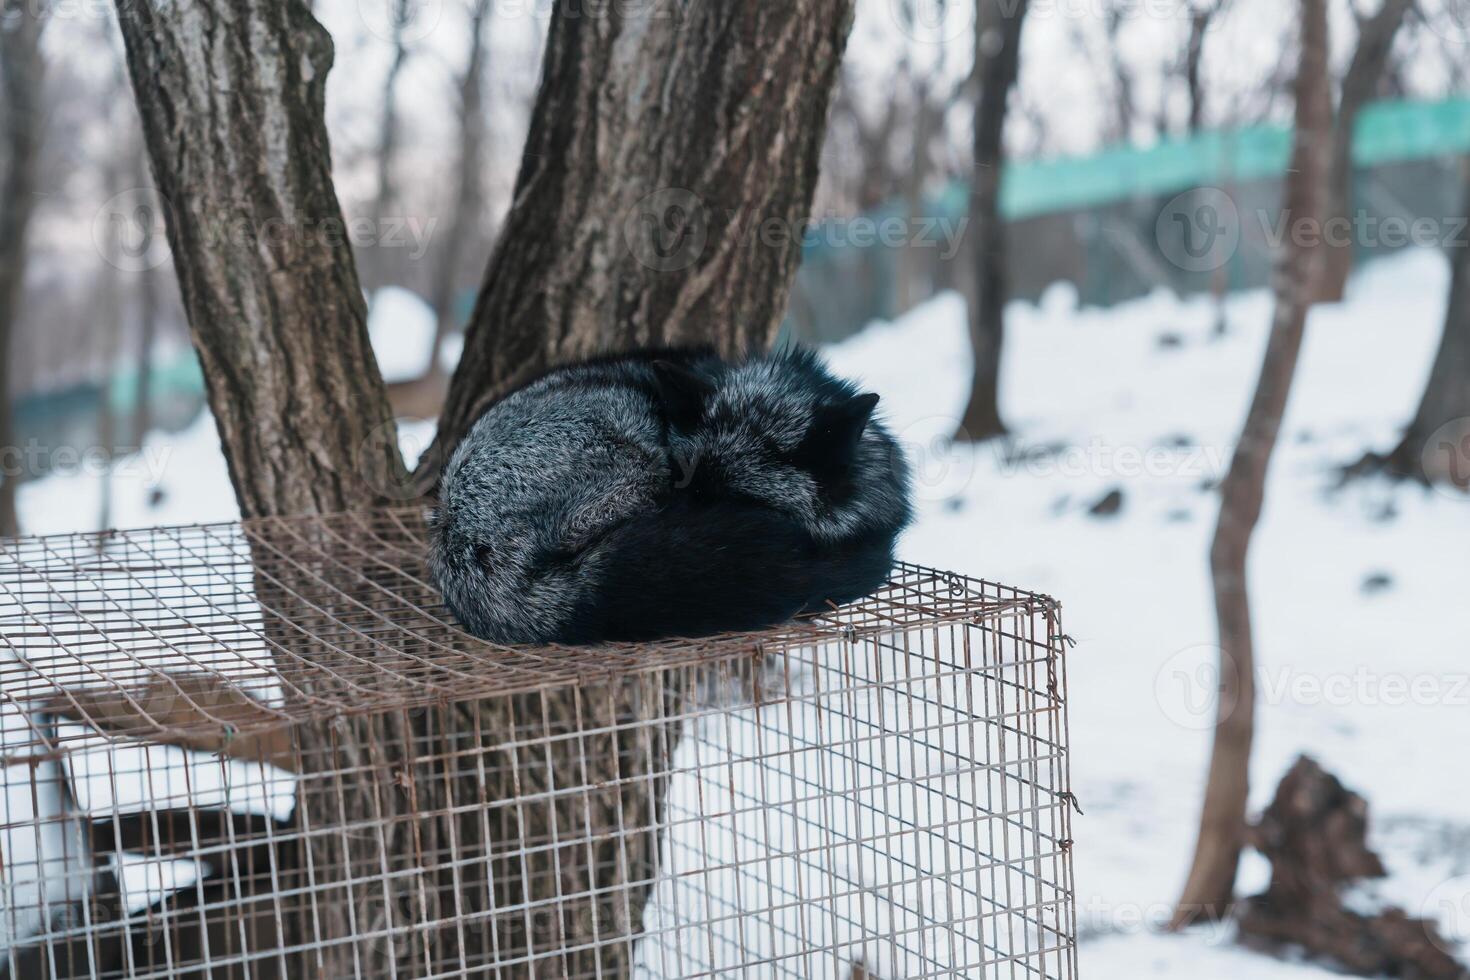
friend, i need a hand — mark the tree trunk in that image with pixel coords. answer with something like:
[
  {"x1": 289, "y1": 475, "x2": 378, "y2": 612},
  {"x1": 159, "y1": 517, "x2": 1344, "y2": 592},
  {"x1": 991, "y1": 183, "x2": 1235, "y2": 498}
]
[
  {"x1": 897, "y1": 66, "x2": 933, "y2": 314},
  {"x1": 132, "y1": 160, "x2": 161, "y2": 454},
  {"x1": 1318, "y1": 0, "x2": 1412, "y2": 302},
  {"x1": 955, "y1": 0, "x2": 1027, "y2": 443},
  {"x1": 1171, "y1": 0, "x2": 1332, "y2": 930},
  {"x1": 1185, "y1": 1, "x2": 1224, "y2": 134},
  {"x1": 362, "y1": 0, "x2": 413, "y2": 291},
  {"x1": 112, "y1": 2, "x2": 414, "y2": 975},
  {"x1": 1103, "y1": 7, "x2": 1134, "y2": 144},
  {"x1": 113, "y1": 0, "x2": 407, "y2": 518},
  {"x1": 0, "y1": 0, "x2": 47, "y2": 538},
  {"x1": 1380, "y1": 159, "x2": 1470, "y2": 487},
  {"x1": 420, "y1": 0, "x2": 856, "y2": 483},
  {"x1": 426, "y1": 0, "x2": 493, "y2": 383},
  {"x1": 372, "y1": 0, "x2": 411, "y2": 225}
]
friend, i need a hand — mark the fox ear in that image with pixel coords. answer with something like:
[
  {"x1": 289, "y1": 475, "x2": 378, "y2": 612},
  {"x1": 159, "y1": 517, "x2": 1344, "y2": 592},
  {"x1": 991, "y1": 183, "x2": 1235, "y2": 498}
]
[
  {"x1": 799, "y1": 392, "x2": 880, "y2": 476},
  {"x1": 651, "y1": 359, "x2": 715, "y2": 431}
]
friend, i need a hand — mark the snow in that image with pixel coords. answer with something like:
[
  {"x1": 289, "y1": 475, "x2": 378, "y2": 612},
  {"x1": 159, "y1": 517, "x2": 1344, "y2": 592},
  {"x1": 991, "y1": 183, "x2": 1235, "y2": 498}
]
[
  {"x1": 18, "y1": 411, "x2": 238, "y2": 536},
  {"x1": 58, "y1": 723, "x2": 295, "y2": 825},
  {"x1": 822, "y1": 247, "x2": 1470, "y2": 974},
  {"x1": 368, "y1": 286, "x2": 438, "y2": 384},
  {"x1": 9, "y1": 246, "x2": 1469, "y2": 973}
]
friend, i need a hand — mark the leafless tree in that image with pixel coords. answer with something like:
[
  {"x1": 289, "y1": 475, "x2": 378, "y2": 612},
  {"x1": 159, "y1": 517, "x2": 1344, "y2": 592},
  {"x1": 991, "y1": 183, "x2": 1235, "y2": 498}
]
[
  {"x1": 0, "y1": 0, "x2": 47, "y2": 537},
  {"x1": 1363, "y1": 158, "x2": 1470, "y2": 487},
  {"x1": 1101, "y1": 4, "x2": 1135, "y2": 144},
  {"x1": 1172, "y1": 0, "x2": 1332, "y2": 930},
  {"x1": 1183, "y1": 0, "x2": 1227, "y2": 134},
  {"x1": 114, "y1": 0, "x2": 854, "y2": 975},
  {"x1": 427, "y1": 0, "x2": 493, "y2": 381},
  {"x1": 130, "y1": 141, "x2": 162, "y2": 450},
  {"x1": 372, "y1": 0, "x2": 414, "y2": 224},
  {"x1": 114, "y1": 0, "x2": 406, "y2": 519},
  {"x1": 826, "y1": 62, "x2": 905, "y2": 212},
  {"x1": 1318, "y1": 0, "x2": 1414, "y2": 302},
  {"x1": 955, "y1": 0, "x2": 1028, "y2": 443}
]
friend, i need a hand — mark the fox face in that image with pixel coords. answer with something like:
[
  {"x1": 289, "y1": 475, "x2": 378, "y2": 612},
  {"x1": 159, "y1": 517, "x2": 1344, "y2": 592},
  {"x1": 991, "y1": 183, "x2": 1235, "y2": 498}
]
[{"x1": 429, "y1": 348, "x2": 911, "y2": 645}]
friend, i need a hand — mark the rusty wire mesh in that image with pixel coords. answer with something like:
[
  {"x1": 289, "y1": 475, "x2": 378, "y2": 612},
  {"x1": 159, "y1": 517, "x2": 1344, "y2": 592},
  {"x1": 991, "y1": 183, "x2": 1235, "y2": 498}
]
[{"x1": 0, "y1": 508, "x2": 1078, "y2": 979}]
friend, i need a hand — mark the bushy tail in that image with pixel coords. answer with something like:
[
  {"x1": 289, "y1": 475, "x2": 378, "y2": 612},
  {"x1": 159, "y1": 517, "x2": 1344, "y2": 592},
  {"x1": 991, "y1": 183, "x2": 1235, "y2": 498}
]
[{"x1": 566, "y1": 497, "x2": 894, "y2": 642}]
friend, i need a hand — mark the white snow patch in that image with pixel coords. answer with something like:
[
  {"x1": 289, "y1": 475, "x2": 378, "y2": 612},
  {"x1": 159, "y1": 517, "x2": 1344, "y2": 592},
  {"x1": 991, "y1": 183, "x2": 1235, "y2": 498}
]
[{"x1": 368, "y1": 286, "x2": 437, "y2": 384}]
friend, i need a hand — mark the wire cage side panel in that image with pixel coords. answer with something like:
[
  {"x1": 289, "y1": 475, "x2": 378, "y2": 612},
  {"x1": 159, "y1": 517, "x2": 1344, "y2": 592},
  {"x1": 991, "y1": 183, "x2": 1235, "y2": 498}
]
[{"x1": 0, "y1": 513, "x2": 1078, "y2": 979}]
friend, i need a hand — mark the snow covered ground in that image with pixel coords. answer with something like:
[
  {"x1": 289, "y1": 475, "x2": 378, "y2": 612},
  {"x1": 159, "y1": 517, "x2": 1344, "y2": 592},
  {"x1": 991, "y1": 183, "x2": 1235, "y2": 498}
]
[
  {"x1": 12, "y1": 246, "x2": 1470, "y2": 975},
  {"x1": 823, "y1": 247, "x2": 1470, "y2": 976}
]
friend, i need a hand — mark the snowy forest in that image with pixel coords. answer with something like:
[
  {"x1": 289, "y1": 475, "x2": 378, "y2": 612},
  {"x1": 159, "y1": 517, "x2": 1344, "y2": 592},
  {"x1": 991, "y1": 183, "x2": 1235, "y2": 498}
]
[{"x1": 2, "y1": 0, "x2": 1470, "y2": 977}]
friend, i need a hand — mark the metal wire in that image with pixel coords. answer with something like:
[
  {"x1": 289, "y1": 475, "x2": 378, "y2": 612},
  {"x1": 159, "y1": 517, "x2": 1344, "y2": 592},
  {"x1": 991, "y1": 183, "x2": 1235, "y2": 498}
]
[{"x1": 0, "y1": 507, "x2": 1078, "y2": 979}]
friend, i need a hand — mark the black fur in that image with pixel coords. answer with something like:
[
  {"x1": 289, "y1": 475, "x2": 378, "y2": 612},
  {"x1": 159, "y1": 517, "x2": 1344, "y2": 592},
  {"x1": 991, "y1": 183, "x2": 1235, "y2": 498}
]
[{"x1": 429, "y1": 347, "x2": 912, "y2": 644}]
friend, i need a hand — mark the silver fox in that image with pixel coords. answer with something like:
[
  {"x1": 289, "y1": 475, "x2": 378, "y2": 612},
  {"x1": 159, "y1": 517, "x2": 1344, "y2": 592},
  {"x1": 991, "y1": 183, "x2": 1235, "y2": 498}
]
[{"x1": 429, "y1": 348, "x2": 912, "y2": 644}]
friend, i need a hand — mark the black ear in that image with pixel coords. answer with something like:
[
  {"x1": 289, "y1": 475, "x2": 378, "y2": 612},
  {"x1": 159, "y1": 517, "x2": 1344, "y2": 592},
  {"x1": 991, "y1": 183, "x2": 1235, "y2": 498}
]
[
  {"x1": 798, "y1": 392, "x2": 880, "y2": 477},
  {"x1": 651, "y1": 359, "x2": 716, "y2": 431}
]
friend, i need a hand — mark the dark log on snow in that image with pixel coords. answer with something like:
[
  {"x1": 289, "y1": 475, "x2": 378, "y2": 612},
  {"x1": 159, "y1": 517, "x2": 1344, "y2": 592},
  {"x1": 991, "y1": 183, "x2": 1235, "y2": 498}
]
[{"x1": 1238, "y1": 756, "x2": 1469, "y2": 979}]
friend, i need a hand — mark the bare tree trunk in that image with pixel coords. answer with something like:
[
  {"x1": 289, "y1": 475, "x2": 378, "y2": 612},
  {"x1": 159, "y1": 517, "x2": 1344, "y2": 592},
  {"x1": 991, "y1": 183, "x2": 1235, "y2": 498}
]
[
  {"x1": 1377, "y1": 159, "x2": 1470, "y2": 486},
  {"x1": 955, "y1": 0, "x2": 1027, "y2": 443},
  {"x1": 0, "y1": 0, "x2": 47, "y2": 538},
  {"x1": 1185, "y1": 0, "x2": 1225, "y2": 134},
  {"x1": 1318, "y1": 0, "x2": 1412, "y2": 302},
  {"x1": 421, "y1": 0, "x2": 856, "y2": 482},
  {"x1": 113, "y1": 0, "x2": 406, "y2": 518},
  {"x1": 97, "y1": 146, "x2": 128, "y2": 535},
  {"x1": 1172, "y1": 0, "x2": 1332, "y2": 930},
  {"x1": 1103, "y1": 5, "x2": 1134, "y2": 144},
  {"x1": 362, "y1": 0, "x2": 414, "y2": 291},
  {"x1": 372, "y1": 0, "x2": 411, "y2": 224},
  {"x1": 427, "y1": 0, "x2": 492, "y2": 382},
  {"x1": 897, "y1": 65, "x2": 934, "y2": 314}
]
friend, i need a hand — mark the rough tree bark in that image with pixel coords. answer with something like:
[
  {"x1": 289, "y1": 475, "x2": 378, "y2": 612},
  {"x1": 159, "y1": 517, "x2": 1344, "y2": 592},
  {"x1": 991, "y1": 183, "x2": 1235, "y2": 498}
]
[
  {"x1": 0, "y1": 0, "x2": 47, "y2": 538},
  {"x1": 111, "y1": 1, "x2": 413, "y2": 975},
  {"x1": 1171, "y1": 0, "x2": 1333, "y2": 930},
  {"x1": 113, "y1": 0, "x2": 406, "y2": 518},
  {"x1": 955, "y1": 0, "x2": 1027, "y2": 443},
  {"x1": 1374, "y1": 158, "x2": 1470, "y2": 486},
  {"x1": 1318, "y1": 0, "x2": 1413, "y2": 302},
  {"x1": 420, "y1": 0, "x2": 856, "y2": 483}
]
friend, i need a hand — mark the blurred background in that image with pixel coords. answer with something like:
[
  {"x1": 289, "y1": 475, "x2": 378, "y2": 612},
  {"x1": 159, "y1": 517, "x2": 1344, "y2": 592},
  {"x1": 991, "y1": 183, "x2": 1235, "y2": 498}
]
[{"x1": 2, "y1": 0, "x2": 1469, "y2": 976}]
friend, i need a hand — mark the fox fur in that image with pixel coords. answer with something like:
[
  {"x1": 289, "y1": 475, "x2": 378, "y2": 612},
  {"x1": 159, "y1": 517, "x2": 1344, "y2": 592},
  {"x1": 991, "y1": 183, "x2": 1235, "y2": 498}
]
[{"x1": 429, "y1": 347, "x2": 911, "y2": 644}]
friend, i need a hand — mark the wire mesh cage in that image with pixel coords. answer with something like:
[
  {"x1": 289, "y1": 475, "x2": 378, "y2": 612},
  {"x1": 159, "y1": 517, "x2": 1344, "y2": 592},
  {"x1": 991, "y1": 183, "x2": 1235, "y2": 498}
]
[{"x1": 0, "y1": 508, "x2": 1078, "y2": 979}]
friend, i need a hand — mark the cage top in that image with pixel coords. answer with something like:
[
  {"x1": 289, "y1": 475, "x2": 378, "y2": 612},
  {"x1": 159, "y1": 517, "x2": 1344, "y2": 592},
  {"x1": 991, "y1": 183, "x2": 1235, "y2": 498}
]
[{"x1": 0, "y1": 507, "x2": 1057, "y2": 760}]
